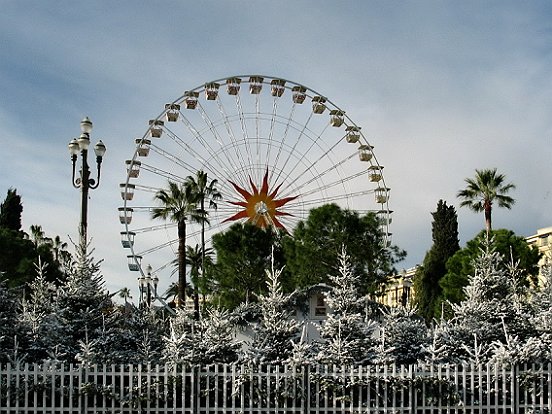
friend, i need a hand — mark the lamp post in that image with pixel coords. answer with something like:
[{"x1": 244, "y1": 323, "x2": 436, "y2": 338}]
[
  {"x1": 68, "y1": 117, "x2": 106, "y2": 249},
  {"x1": 139, "y1": 264, "x2": 159, "y2": 308}
]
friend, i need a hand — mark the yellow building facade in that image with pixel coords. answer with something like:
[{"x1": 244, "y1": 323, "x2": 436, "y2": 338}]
[
  {"x1": 379, "y1": 226, "x2": 552, "y2": 307},
  {"x1": 525, "y1": 226, "x2": 552, "y2": 283}
]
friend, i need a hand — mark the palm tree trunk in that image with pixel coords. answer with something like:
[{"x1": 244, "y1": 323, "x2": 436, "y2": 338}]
[
  {"x1": 178, "y1": 220, "x2": 187, "y2": 308},
  {"x1": 193, "y1": 283, "x2": 200, "y2": 320},
  {"x1": 200, "y1": 198, "x2": 206, "y2": 309},
  {"x1": 484, "y1": 202, "x2": 492, "y2": 239}
]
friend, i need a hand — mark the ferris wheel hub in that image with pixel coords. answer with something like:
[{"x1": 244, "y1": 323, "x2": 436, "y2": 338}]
[{"x1": 255, "y1": 201, "x2": 269, "y2": 215}]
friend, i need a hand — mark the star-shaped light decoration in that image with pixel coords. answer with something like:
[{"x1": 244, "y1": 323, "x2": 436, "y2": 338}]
[{"x1": 223, "y1": 169, "x2": 298, "y2": 231}]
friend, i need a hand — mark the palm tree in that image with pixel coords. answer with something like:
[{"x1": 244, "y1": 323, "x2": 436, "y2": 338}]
[
  {"x1": 185, "y1": 244, "x2": 214, "y2": 319},
  {"x1": 457, "y1": 168, "x2": 516, "y2": 238},
  {"x1": 186, "y1": 244, "x2": 203, "y2": 319},
  {"x1": 51, "y1": 235, "x2": 68, "y2": 263},
  {"x1": 164, "y1": 282, "x2": 179, "y2": 304},
  {"x1": 185, "y1": 170, "x2": 222, "y2": 305},
  {"x1": 28, "y1": 224, "x2": 51, "y2": 248},
  {"x1": 118, "y1": 287, "x2": 132, "y2": 305},
  {"x1": 152, "y1": 181, "x2": 203, "y2": 307},
  {"x1": 164, "y1": 281, "x2": 193, "y2": 306}
]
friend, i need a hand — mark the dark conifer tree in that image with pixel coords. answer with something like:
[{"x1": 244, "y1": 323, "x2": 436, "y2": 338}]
[
  {"x1": 0, "y1": 188, "x2": 23, "y2": 231},
  {"x1": 413, "y1": 200, "x2": 460, "y2": 321}
]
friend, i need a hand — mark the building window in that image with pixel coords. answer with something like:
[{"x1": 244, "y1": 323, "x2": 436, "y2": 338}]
[{"x1": 312, "y1": 293, "x2": 327, "y2": 318}]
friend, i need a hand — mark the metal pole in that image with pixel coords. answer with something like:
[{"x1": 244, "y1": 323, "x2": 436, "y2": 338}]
[{"x1": 80, "y1": 148, "x2": 90, "y2": 249}]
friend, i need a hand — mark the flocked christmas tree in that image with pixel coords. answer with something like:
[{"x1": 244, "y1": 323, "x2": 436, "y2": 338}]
[
  {"x1": 527, "y1": 258, "x2": 552, "y2": 360},
  {"x1": 491, "y1": 257, "x2": 552, "y2": 364},
  {"x1": 162, "y1": 306, "x2": 240, "y2": 366},
  {"x1": 246, "y1": 249, "x2": 302, "y2": 364},
  {"x1": 18, "y1": 258, "x2": 65, "y2": 362},
  {"x1": 190, "y1": 307, "x2": 241, "y2": 364},
  {"x1": 375, "y1": 304, "x2": 429, "y2": 365},
  {"x1": 52, "y1": 241, "x2": 114, "y2": 362},
  {"x1": 162, "y1": 307, "x2": 195, "y2": 367},
  {"x1": 436, "y1": 237, "x2": 535, "y2": 364},
  {"x1": 0, "y1": 278, "x2": 20, "y2": 364},
  {"x1": 317, "y1": 246, "x2": 377, "y2": 365}
]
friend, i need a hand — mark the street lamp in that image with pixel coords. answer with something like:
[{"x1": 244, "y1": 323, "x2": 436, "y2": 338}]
[
  {"x1": 68, "y1": 117, "x2": 106, "y2": 249},
  {"x1": 139, "y1": 264, "x2": 159, "y2": 308}
]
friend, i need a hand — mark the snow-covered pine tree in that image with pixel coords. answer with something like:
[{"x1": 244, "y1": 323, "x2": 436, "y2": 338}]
[
  {"x1": 285, "y1": 326, "x2": 312, "y2": 366},
  {"x1": 246, "y1": 251, "x2": 301, "y2": 364},
  {"x1": 162, "y1": 307, "x2": 195, "y2": 367},
  {"x1": 511, "y1": 259, "x2": 552, "y2": 363},
  {"x1": 423, "y1": 318, "x2": 457, "y2": 364},
  {"x1": 189, "y1": 307, "x2": 241, "y2": 365},
  {"x1": 18, "y1": 258, "x2": 65, "y2": 362},
  {"x1": 53, "y1": 241, "x2": 114, "y2": 362},
  {"x1": 0, "y1": 279, "x2": 20, "y2": 364},
  {"x1": 317, "y1": 247, "x2": 377, "y2": 365},
  {"x1": 529, "y1": 260, "x2": 552, "y2": 334},
  {"x1": 94, "y1": 307, "x2": 165, "y2": 364},
  {"x1": 444, "y1": 238, "x2": 534, "y2": 364},
  {"x1": 377, "y1": 304, "x2": 429, "y2": 365}
]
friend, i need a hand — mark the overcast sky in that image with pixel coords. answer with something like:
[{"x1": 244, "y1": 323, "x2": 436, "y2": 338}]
[{"x1": 1, "y1": 1, "x2": 551, "y2": 300}]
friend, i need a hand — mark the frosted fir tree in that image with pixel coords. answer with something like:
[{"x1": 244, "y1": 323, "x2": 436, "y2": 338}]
[
  {"x1": 53, "y1": 242, "x2": 114, "y2": 362},
  {"x1": 529, "y1": 260, "x2": 552, "y2": 333},
  {"x1": 246, "y1": 252, "x2": 301, "y2": 364},
  {"x1": 94, "y1": 307, "x2": 165, "y2": 365},
  {"x1": 188, "y1": 307, "x2": 241, "y2": 364},
  {"x1": 376, "y1": 304, "x2": 429, "y2": 365},
  {"x1": 423, "y1": 318, "x2": 456, "y2": 364},
  {"x1": 18, "y1": 258, "x2": 65, "y2": 362},
  {"x1": 0, "y1": 279, "x2": 20, "y2": 364},
  {"x1": 162, "y1": 320, "x2": 189, "y2": 368},
  {"x1": 285, "y1": 326, "x2": 313, "y2": 366},
  {"x1": 444, "y1": 238, "x2": 534, "y2": 364},
  {"x1": 162, "y1": 307, "x2": 195, "y2": 367},
  {"x1": 317, "y1": 247, "x2": 377, "y2": 365},
  {"x1": 488, "y1": 317, "x2": 546, "y2": 365},
  {"x1": 161, "y1": 306, "x2": 239, "y2": 366},
  {"x1": 516, "y1": 260, "x2": 552, "y2": 363},
  {"x1": 462, "y1": 333, "x2": 492, "y2": 367},
  {"x1": 75, "y1": 327, "x2": 98, "y2": 366}
]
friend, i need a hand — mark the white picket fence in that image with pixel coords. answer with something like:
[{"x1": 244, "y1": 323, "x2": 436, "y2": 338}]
[{"x1": 1, "y1": 362, "x2": 551, "y2": 413}]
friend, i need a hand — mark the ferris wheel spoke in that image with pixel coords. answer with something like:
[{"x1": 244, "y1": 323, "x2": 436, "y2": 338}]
[
  {"x1": 140, "y1": 162, "x2": 188, "y2": 184},
  {"x1": 196, "y1": 102, "x2": 245, "y2": 180},
  {"x1": 264, "y1": 96, "x2": 279, "y2": 170},
  {"x1": 273, "y1": 109, "x2": 315, "y2": 187},
  {"x1": 234, "y1": 93, "x2": 255, "y2": 182},
  {"x1": 279, "y1": 125, "x2": 343, "y2": 197},
  {"x1": 214, "y1": 95, "x2": 250, "y2": 184},
  {"x1": 149, "y1": 261, "x2": 175, "y2": 281},
  {"x1": 293, "y1": 171, "x2": 370, "y2": 200},
  {"x1": 271, "y1": 101, "x2": 297, "y2": 174},
  {"x1": 255, "y1": 94, "x2": 262, "y2": 183},
  {"x1": 130, "y1": 223, "x2": 176, "y2": 234},
  {"x1": 297, "y1": 188, "x2": 377, "y2": 208},
  {"x1": 135, "y1": 238, "x2": 177, "y2": 257},
  {"x1": 152, "y1": 133, "x2": 206, "y2": 175},
  {"x1": 167, "y1": 114, "x2": 236, "y2": 182},
  {"x1": 279, "y1": 149, "x2": 359, "y2": 200}
]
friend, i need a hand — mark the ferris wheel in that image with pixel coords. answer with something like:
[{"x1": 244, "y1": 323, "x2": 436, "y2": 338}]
[{"x1": 119, "y1": 75, "x2": 392, "y2": 280}]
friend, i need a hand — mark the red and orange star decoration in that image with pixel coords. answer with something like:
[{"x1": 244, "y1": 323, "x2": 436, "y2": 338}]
[{"x1": 223, "y1": 169, "x2": 298, "y2": 231}]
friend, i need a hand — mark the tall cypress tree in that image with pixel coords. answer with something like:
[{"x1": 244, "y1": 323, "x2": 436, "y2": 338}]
[
  {"x1": 0, "y1": 188, "x2": 23, "y2": 231},
  {"x1": 413, "y1": 200, "x2": 460, "y2": 321}
]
